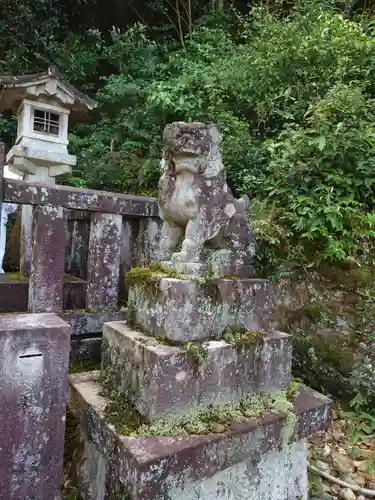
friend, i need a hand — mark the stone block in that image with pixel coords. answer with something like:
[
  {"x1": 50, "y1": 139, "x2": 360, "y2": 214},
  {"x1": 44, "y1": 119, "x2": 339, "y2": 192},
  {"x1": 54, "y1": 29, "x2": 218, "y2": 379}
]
[
  {"x1": 69, "y1": 372, "x2": 332, "y2": 500},
  {"x1": 59, "y1": 310, "x2": 126, "y2": 336},
  {"x1": 0, "y1": 313, "x2": 71, "y2": 500},
  {"x1": 102, "y1": 322, "x2": 292, "y2": 421},
  {"x1": 128, "y1": 277, "x2": 274, "y2": 342}
]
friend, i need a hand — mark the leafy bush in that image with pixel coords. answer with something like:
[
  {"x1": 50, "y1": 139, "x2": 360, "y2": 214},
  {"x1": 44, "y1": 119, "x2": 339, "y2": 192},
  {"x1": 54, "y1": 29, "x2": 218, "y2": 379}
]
[{"x1": 265, "y1": 84, "x2": 375, "y2": 265}]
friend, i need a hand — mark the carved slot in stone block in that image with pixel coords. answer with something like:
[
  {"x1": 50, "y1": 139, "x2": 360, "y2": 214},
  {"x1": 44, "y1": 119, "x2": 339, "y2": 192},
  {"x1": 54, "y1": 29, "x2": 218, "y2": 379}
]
[
  {"x1": 102, "y1": 322, "x2": 293, "y2": 422},
  {"x1": 0, "y1": 313, "x2": 71, "y2": 500},
  {"x1": 128, "y1": 278, "x2": 274, "y2": 342}
]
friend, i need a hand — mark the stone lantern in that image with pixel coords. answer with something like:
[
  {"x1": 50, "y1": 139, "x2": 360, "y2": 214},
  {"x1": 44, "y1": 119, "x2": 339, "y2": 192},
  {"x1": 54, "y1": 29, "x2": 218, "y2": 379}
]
[{"x1": 0, "y1": 66, "x2": 97, "y2": 274}]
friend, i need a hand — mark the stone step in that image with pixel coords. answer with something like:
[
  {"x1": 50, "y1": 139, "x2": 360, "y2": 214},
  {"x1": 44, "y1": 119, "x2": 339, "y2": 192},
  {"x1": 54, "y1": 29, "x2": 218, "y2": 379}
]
[
  {"x1": 128, "y1": 276, "x2": 274, "y2": 342},
  {"x1": 102, "y1": 322, "x2": 293, "y2": 421},
  {"x1": 69, "y1": 371, "x2": 332, "y2": 500}
]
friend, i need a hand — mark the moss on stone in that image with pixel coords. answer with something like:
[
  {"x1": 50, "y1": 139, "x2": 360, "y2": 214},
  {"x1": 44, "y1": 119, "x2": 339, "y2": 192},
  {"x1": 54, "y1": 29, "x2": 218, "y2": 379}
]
[
  {"x1": 291, "y1": 328, "x2": 355, "y2": 399},
  {"x1": 317, "y1": 263, "x2": 375, "y2": 291},
  {"x1": 100, "y1": 371, "x2": 297, "y2": 441},
  {"x1": 185, "y1": 341, "x2": 209, "y2": 374},
  {"x1": 199, "y1": 277, "x2": 221, "y2": 304},
  {"x1": 137, "y1": 390, "x2": 296, "y2": 440},
  {"x1": 7, "y1": 272, "x2": 28, "y2": 281},
  {"x1": 125, "y1": 262, "x2": 184, "y2": 288},
  {"x1": 126, "y1": 304, "x2": 137, "y2": 327},
  {"x1": 100, "y1": 368, "x2": 147, "y2": 435},
  {"x1": 223, "y1": 328, "x2": 266, "y2": 350},
  {"x1": 69, "y1": 360, "x2": 101, "y2": 374}
]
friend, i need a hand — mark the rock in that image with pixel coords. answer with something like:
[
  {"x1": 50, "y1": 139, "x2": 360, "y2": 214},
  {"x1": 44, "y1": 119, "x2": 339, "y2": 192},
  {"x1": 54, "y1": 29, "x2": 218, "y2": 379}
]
[
  {"x1": 355, "y1": 460, "x2": 369, "y2": 473},
  {"x1": 315, "y1": 459, "x2": 332, "y2": 473},
  {"x1": 340, "y1": 473, "x2": 358, "y2": 486},
  {"x1": 310, "y1": 432, "x2": 326, "y2": 445},
  {"x1": 332, "y1": 484, "x2": 342, "y2": 496},
  {"x1": 340, "y1": 488, "x2": 356, "y2": 500},
  {"x1": 331, "y1": 451, "x2": 354, "y2": 474},
  {"x1": 352, "y1": 472, "x2": 366, "y2": 487},
  {"x1": 361, "y1": 436, "x2": 373, "y2": 447},
  {"x1": 324, "y1": 444, "x2": 332, "y2": 456},
  {"x1": 354, "y1": 447, "x2": 373, "y2": 460}
]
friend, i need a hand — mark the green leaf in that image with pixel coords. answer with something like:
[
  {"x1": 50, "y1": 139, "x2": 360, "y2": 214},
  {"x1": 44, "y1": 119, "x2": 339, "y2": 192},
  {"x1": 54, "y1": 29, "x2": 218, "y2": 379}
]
[{"x1": 317, "y1": 136, "x2": 326, "y2": 152}]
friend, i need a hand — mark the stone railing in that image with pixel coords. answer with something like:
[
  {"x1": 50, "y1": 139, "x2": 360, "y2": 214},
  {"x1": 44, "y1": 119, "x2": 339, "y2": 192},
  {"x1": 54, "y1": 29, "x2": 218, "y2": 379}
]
[{"x1": 0, "y1": 175, "x2": 161, "y2": 364}]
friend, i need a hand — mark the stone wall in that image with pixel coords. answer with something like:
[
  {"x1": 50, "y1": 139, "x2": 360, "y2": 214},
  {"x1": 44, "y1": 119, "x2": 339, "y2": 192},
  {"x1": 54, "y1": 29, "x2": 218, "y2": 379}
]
[{"x1": 273, "y1": 265, "x2": 375, "y2": 404}]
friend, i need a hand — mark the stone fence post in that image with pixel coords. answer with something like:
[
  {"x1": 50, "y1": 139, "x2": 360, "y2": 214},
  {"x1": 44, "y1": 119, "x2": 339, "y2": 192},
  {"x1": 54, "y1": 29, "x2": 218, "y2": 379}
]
[
  {"x1": 28, "y1": 206, "x2": 67, "y2": 313},
  {"x1": 86, "y1": 213, "x2": 122, "y2": 312}
]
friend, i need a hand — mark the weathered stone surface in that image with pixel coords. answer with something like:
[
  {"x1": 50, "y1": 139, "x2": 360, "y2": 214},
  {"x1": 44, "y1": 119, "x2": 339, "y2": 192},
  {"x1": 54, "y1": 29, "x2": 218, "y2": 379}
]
[
  {"x1": 273, "y1": 271, "x2": 375, "y2": 404},
  {"x1": 128, "y1": 277, "x2": 274, "y2": 342},
  {"x1": 60, "y1": 310, "x2": 126, "y2": 336},
  {"x1": 70, "y1": 336, "x2": 102, "y2": 364},
  {"x1": 69, "y1": 372, "x2": 332, "y2": 500},
  {"x1": 86, "y1": 213, "x2": 122, "y2": 312},
  {"x1": 28, "y1": 204, "x2": 66, "y2": 313},
  {"x1": 0, "y1": 313, "x2": 71, "y2": 500},
  {"x1": 137, "y1": 217, "x2": 162, "y2": 266},
  {"x1": 20, "y1": 204, "x2": 33, "y2": 276},
  {"x1": 102, "y1": 322, "x2": 292, "y2": 421},
  {"x1": 65, "y1": 209, "x2": 90, "y2": 279},
  {"x1": 158, "y1": 122, "x2": 256, "y2": 277},
  {"x1": 20, "y1": 172, "x2": 57, "y2": 277},
  {"x1": 3, "y1": 178, "x2": 159, "y2": 217}
]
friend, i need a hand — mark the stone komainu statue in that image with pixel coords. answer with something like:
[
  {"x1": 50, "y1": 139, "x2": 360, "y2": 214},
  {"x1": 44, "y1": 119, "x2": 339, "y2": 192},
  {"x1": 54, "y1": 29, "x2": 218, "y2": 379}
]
[{"x1": 158, "y1": 121, "x2": 256, "y2": 277}]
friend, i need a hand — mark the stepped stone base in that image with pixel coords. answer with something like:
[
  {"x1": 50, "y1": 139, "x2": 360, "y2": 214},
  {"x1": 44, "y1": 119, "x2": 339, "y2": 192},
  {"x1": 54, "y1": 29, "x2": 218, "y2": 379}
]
[
  {"x1": 69, "y1": 372, "x2": 332, "y2": 500},
  {"x1": 128, "y1": 277, "x2": 274, "y2": 342},
  {"x1": 102, "y1": 322, "x2": 293, "y2": 421}
]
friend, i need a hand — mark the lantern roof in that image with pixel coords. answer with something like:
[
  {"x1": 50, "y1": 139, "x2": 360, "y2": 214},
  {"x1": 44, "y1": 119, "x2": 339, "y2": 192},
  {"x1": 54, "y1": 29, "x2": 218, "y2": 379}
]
[{"x1": 0, "y1": 66, "x2": 97, "y2": 116}]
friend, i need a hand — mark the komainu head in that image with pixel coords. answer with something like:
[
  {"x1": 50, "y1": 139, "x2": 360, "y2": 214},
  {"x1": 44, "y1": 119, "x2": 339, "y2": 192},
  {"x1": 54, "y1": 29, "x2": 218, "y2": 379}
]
[{"x1": 162, "y1": 121, "x2": 224, "y2": 178}]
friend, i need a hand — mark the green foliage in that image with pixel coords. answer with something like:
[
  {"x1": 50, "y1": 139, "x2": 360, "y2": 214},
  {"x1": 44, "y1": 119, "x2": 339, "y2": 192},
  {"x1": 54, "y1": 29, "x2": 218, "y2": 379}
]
[
  {"x1": 266, "y1": 84, "x2": 375, "y2": 265},
  {"x1": 3, "y1": 0, "x2": 375, "y2": 265}
]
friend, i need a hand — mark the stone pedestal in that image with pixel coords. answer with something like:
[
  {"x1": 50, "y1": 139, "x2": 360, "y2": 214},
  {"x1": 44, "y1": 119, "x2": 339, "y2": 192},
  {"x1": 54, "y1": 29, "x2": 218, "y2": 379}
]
[
  {"x1": 69, "y1": 268, "x2": 332, "y2": 500},
  {"x1": 0, "y1": 313, "x2": 71, "y2": 500},
  {"x1": 128, "y1": 274, "x2": 274, "y2": 342}
]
